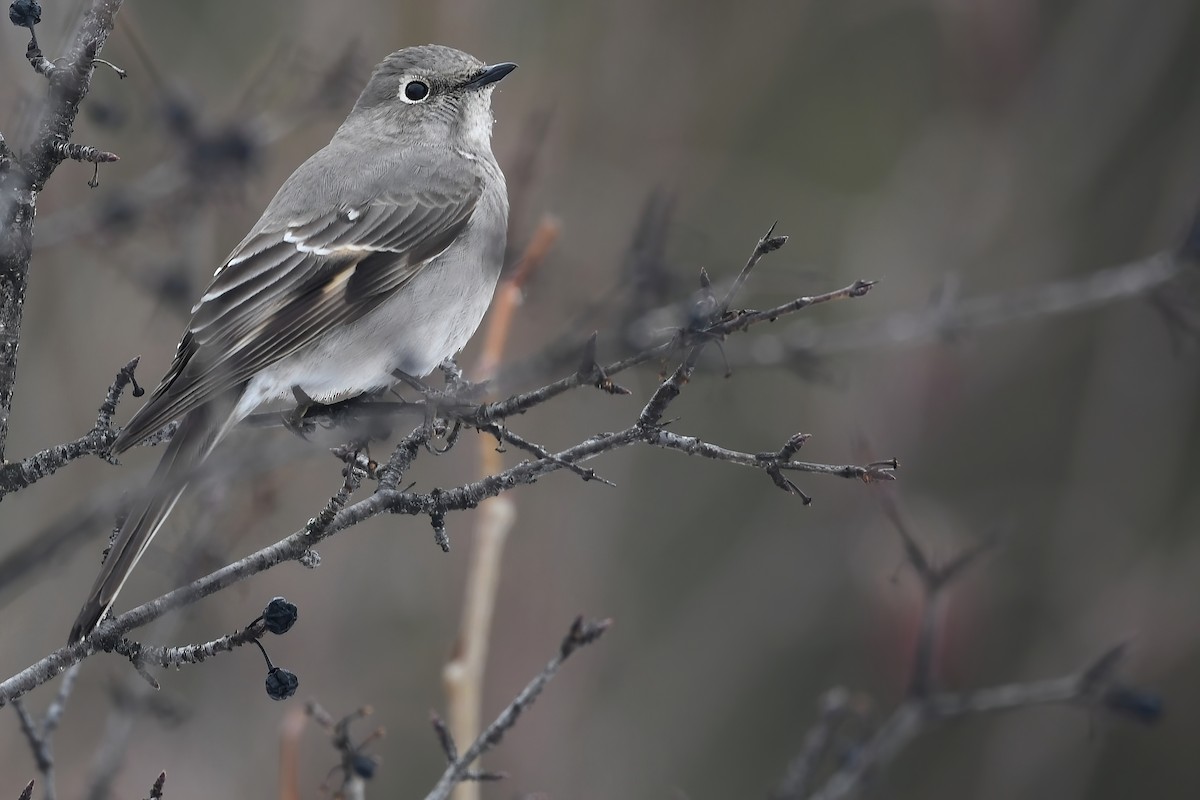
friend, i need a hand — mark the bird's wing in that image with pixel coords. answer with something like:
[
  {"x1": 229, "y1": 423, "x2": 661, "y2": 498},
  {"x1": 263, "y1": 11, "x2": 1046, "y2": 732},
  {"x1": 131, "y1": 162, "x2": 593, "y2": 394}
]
[{"x1": 113, "y1": 153, "x2": 482, "y2": 451}]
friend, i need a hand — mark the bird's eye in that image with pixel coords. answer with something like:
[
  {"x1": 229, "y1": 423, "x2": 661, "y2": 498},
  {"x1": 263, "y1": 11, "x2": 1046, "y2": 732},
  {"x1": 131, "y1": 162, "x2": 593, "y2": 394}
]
[{"x1": 401, "y1": 80, "x2": 430, "y2": 103}]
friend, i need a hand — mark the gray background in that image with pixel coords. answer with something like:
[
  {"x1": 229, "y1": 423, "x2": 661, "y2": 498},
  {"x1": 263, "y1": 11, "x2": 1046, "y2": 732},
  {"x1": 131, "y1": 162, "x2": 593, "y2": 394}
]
[{"x1": 1, "y1": 0, "x2": 1198, "y2": 797}]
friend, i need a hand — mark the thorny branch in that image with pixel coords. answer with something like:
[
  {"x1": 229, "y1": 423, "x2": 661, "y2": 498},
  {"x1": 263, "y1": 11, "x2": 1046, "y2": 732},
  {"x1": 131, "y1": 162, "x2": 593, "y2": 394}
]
[
  {"x1": 0, "y1": 229, "x2": 887, "y2": 708},
  {"x1": 772, "y1": 491, "x2": 1161, "y2": 800}
]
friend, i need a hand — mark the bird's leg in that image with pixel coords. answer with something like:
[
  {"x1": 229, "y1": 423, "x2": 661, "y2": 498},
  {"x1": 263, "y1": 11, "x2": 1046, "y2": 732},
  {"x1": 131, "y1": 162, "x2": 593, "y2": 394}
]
[
  {"x1": 389, "y1": 367, "x2": 434, "y2": 395},
  {"x1": 284, "y1": 386, "x2": 398, "y2": 445},
  {"x1": 282, "y1": 385, "x2": 320, "y2": 439}
]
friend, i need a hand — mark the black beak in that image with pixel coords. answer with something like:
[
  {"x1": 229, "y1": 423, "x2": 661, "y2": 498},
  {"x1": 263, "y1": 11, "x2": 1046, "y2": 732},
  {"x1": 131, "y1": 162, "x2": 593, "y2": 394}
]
[{"x1": 462, "y1": 62, "x2": 517, "y2": 90}]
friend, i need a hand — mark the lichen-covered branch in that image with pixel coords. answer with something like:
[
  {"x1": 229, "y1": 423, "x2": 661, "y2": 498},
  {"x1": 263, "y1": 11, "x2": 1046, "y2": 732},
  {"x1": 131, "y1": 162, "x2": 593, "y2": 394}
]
[{"x1": 0, "y1": 0, "x2": 125, "y2": 461}]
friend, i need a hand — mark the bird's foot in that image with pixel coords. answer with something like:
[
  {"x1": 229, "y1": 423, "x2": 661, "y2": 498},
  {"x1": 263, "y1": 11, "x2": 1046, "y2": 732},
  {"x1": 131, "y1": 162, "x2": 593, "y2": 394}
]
[
  {"x1": 390, "y1": 369, "x2": 467, "y2": 455},
  {"x1": 282, "y1": 385, "x2": 320, "y2": 439}
]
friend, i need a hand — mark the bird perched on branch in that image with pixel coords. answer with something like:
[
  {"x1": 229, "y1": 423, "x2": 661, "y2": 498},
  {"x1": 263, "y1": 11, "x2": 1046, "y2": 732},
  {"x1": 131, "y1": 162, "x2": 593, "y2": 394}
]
[{"x1": 70, "y1": 44, "x2": 517, "y2": 643}]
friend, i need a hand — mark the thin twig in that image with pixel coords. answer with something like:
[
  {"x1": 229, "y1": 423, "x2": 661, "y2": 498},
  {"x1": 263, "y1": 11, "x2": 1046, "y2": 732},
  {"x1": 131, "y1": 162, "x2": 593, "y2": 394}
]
[
  {"x1": 0, "y1": 357, "x2": 141, "y2": 500},
  {"x1": 638, "y1": 225, "x2": 791, "y2": 428},
  {"x1": 110, "y1": 620, "x2": 267, "y2": 670},
  {"x1": 746, "y1": 252, "x2": 1182, "y2": 361},
  {"x1": 10, "y1": 664, "x2": 80, "y2": 800},
  {"x1": 425, "y1": 617, "x2": 611, "y2": 800},
  {"x1": 241, "y1": 273, "x2": 876, "y2": 437},
  {"x1": 476, "y1": 421, "x2": 614, "y2": 486}
]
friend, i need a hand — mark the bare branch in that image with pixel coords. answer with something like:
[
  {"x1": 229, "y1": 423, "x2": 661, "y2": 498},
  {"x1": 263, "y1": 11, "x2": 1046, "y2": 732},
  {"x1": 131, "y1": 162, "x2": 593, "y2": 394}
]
[
  {"x1": 0, "y1": 383, "x2": 887, "y2": 705},
  {"x1": 10, "y1": 664, "x2": 80, "y2": 800},
  {"x1": 297, "y1": 702, "x2": 383, "y2": 800},
  {"x1": 745, "y1": 252, "x2": 1183, "y2": 362},
  {"x1": 0, "y1": 227, "x2": 882, "y2": 741},
  {"x1": 801, "y1": 646, "x2": 1159, "y2": 800},
  {"x1": 0, "y1": 357, "x2": 140, "y2": 499},
  {"x1": 645, "y1": 428, "x2": 897, "y2": 492},
  {"x1": 777, "y1": 490, "x2": 1160, "y2": 800},
  {"x1": 110, "y1": 619, "x2": 267, "y2": 671},
  {"x1": 0, "y1": 0, "x2": 126, "y2": 461},
  {"x1": 146, "y1": 772, "x2": 165, "y2": 800},
  {"x1": 425, "y1": 617, "x2": 611, "y2": 800},
  {"x1": 251, "y1": 271, "x2": 875, "y2": 440},
  {"x1": 772, "y1": 688, "x2": 856, "y2": 800}
]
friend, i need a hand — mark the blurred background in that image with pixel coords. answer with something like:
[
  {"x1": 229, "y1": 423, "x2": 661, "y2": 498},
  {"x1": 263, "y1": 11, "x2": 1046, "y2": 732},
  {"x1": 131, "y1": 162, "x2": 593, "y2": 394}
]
[{"x1": 2, "y1": 0, "x2": 1199, "y2": 797}]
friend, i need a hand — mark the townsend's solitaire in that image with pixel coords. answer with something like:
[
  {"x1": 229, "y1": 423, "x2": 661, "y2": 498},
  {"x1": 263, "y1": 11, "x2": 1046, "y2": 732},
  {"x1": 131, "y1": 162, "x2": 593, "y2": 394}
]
[{"x1": 69, "y1": 44, "x2": 516, "y2": 642}]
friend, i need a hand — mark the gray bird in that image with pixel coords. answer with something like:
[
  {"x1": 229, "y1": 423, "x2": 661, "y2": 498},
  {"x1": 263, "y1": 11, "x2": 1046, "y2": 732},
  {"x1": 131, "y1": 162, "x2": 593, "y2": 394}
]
[{"x1": 69, "y1": 45, "x2": 516, "y2": 643}]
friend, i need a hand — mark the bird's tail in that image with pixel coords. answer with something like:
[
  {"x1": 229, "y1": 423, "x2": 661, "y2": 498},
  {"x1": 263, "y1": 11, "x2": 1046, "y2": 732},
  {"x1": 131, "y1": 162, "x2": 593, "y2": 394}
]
[{"x1": 69, "y1": 405, "x2": 219, "y2": 643}]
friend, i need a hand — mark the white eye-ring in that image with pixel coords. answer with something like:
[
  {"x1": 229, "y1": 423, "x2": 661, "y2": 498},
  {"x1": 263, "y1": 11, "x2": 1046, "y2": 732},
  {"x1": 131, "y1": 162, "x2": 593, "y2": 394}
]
[{"x1": 399, "y1": 78, "x2": 430, "y2": 104}]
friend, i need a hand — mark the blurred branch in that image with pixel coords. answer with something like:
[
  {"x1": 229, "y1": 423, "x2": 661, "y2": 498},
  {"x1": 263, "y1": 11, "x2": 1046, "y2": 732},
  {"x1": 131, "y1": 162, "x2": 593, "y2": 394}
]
[
  {"x1": 33, "y1": 38, "x2": 366, "y2": 253},
  {"x1": 798, "y1": 646, "x2": 1159, "y2": 800},
  {"x1": 267, "y1": 274, "x2": 877, "y2": 436},
  {"x1": 278, "y1": 706, "x2": 306, "y2": 800},
  {"x1": 774, "y1": 491, "x2": 1161, "y2": 800},
  {"x1": 299, "y1": 702, "x2": 384, "y2": 800},
  {"x1": 772, "y1": 688, "x2": 859, "y2": 800},
  {"x1": 84, "y1": 676, "x2": 182, "y2": 800},
  {"x1": 742, "y1": 251, "x2": 1189, "y2": 364},
  {"x1": 0, "y1": 0, "x2": 125, "y2": 462},
  {"x1": 11, "y1": 664, "x2": 80, "y2": 800},
  {"x1": 443, "y1": 215, "x2": 557, "y2": 800},
  {"x1": 425, "y1": 617, "x2": 610, "y2": 800},
  {"x1": 145, "y1": 773, "x2": 165, "y2": 800}
]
